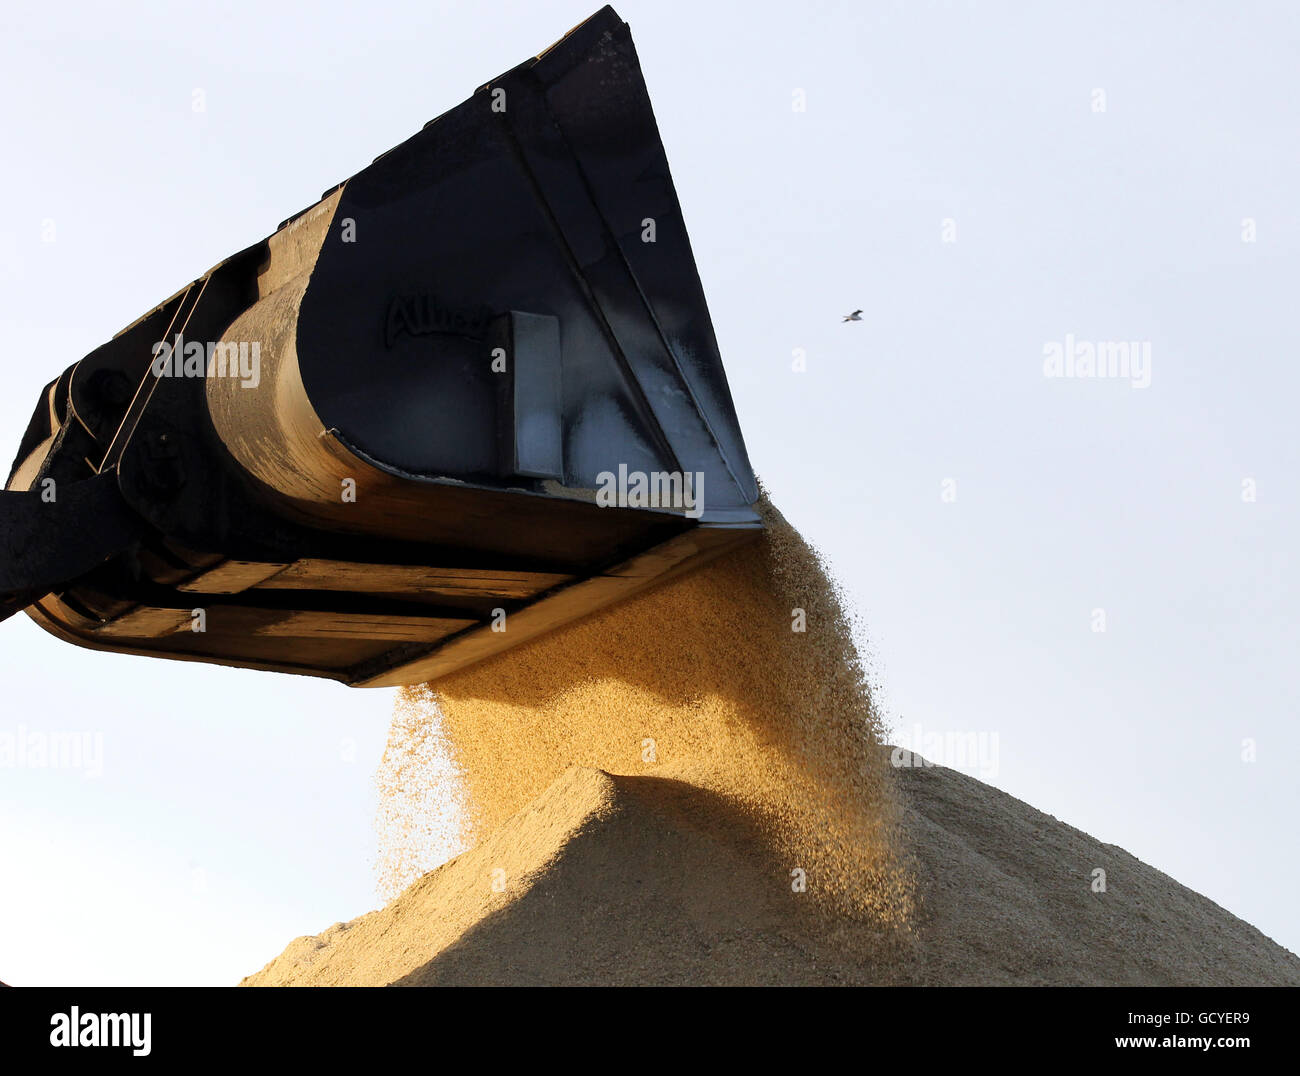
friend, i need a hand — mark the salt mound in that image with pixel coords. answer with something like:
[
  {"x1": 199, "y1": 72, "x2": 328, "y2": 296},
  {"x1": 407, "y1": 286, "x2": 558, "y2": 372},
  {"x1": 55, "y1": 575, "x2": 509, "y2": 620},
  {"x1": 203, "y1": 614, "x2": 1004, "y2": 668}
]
[
  {"x1": 270, "y1": 492, "x2": 1297, "y2": 986},
  {"x1": 244, "y1": 757, "x2": 1300, "y2": 986},
  {"x1": 376, "y1": 495, "x2": 913, "y2": 923}
]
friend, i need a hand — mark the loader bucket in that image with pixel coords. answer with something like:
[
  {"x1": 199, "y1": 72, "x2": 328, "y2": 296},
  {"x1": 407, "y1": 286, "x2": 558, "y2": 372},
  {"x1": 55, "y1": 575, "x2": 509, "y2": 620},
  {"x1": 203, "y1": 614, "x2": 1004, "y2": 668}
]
[{"x1": 0, "y1": 6, "x2": 761, "y2": 687}]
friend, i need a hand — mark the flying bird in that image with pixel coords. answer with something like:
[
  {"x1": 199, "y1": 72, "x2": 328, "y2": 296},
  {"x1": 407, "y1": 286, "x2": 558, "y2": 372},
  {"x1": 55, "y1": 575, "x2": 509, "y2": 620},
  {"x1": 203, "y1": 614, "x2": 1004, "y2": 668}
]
[{"x1": 842, "y1": 309, "x2": 863, "y2": 322}]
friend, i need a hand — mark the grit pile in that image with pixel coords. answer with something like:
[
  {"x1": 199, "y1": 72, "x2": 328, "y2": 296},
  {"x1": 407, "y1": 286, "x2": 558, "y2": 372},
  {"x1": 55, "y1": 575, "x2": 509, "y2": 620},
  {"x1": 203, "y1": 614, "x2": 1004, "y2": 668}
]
[
  {"x1": 246, "y1": 759, "x2": 1299, "y2": 986},
  {"x1": 244, "y1": 497, "x2": 1300, "y2": 986}
]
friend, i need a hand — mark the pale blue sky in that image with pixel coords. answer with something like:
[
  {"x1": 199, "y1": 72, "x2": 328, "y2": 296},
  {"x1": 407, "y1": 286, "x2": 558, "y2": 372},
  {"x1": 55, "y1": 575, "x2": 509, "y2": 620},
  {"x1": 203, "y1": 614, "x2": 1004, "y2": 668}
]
[{"x1": 1, "y1": 0, "x2": 1297, "y2": 984}]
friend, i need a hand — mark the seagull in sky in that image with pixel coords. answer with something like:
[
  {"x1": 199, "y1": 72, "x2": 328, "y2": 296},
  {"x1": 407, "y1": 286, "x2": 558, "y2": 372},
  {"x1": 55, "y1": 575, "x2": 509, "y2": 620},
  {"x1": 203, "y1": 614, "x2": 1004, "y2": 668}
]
[{"x1": 842, "y1": 309, "x2": 863, "y2": 322}]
